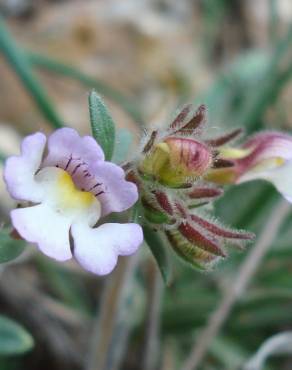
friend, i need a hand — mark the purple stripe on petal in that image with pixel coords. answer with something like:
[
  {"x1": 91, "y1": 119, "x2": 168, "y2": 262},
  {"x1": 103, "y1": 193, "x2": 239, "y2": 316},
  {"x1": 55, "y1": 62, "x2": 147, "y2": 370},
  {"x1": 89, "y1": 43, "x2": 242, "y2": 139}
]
[
  {"x1": 43, "y1": 127, "x2": 105, "y2": 169},
  {"x1": 89, "y1": 161, "x2": 139, "y2": 216},
  {"x1": 239, "y1": 132, "x2": 292, "y2": 170}
]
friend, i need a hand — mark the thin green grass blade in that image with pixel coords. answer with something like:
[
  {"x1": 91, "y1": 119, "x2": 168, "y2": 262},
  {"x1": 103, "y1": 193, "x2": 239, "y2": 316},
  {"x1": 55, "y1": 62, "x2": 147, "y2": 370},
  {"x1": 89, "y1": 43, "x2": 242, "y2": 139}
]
[
  {"x1": 0, "y1": 17, "x2": 63, "y2": 129},
  {"x1": 27, "y1": 51, "x2": 144, "y2": 125}
]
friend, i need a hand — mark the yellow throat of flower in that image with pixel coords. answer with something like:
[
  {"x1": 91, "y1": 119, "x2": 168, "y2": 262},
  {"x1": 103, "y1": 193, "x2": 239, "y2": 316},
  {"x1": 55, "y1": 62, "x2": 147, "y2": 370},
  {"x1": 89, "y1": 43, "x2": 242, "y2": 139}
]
[{"x1": 56, "y1": 170, "x2": 96, "y2": 210}]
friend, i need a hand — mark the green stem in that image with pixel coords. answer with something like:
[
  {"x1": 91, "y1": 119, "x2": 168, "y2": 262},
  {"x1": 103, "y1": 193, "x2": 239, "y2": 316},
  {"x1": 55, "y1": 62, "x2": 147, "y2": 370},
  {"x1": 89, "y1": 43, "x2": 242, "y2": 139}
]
[{"x1": 0, "y1": 17, "x2": 63, "y2": 129}]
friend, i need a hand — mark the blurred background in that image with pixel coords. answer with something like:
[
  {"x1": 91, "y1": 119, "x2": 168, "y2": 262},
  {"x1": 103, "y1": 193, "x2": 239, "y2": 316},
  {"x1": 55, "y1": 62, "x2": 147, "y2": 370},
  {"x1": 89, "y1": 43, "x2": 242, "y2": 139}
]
[{"x1": 1, "y1": 1, "x2": 292, "y2": 369}]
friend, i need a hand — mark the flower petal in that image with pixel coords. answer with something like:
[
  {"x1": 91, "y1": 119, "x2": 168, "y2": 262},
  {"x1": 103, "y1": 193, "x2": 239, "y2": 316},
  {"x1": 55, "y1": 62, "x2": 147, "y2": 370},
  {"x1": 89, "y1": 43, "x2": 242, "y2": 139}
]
[
  {"x1": 43, "y1": 127, "x2": 105, "y2": 168},
  {"x1": 11, "y1": 203, "x2": 72, "y2": 261},
  {"x1": 238, "y1": 160, "x2": 292, "y2": 203},
  {"x1": 71, "y1": 222, "x2": 143, "y2": 275},
  {"x1": 239, "y1": 132, "x2": 292, "y2": 170},
  {"x1": 244, "y1": 132, "x2": 292, "y2": 160},
  {"x1": 4, "y1": 132, "x2": 46, "y2": 202},
  {"x1": 89, "y1": 161, "x2": 139, "y2": 216}
]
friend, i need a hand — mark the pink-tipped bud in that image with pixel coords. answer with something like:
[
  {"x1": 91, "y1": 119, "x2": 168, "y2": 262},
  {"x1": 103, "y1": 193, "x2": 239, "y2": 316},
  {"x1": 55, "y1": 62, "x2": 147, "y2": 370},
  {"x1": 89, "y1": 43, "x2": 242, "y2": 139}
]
[
  {"x1": 139, "y1": 137, "x2": 213, "y2": 188},
  {"x1": 165, "y1": 137, "x2": 212, "y2": 175}
]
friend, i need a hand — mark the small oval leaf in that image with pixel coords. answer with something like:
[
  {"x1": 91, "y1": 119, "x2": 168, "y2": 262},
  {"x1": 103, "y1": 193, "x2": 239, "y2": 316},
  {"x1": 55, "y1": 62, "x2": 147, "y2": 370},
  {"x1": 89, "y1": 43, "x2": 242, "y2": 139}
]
[
  {"x1": 0, "y1": 229, "x2": 25, "y2": 263},
  {"x1": 0, "y1": 315, "x2": 34, "y2": 355},
  {"x1": 88, "y1": 91, "x2": 116, "y2": 161}
]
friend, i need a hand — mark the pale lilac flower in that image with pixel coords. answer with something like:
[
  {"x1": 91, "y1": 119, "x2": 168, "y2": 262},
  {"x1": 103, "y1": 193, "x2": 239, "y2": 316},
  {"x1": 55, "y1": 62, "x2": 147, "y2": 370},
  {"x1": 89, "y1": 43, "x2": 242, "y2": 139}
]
[
  {"x1": 215, "y1": 131, "x2": 292, "y2": 203},
  {"x1": 4, "y1": 128, "x2": 143, "y2": 275}
]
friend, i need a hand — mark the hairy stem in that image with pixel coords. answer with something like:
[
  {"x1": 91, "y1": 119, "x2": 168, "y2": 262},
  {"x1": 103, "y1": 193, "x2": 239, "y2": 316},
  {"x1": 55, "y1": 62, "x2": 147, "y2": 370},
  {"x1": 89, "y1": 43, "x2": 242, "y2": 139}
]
[{"x1": 181, "y1": 199, "x2": 291, "y2": 370}]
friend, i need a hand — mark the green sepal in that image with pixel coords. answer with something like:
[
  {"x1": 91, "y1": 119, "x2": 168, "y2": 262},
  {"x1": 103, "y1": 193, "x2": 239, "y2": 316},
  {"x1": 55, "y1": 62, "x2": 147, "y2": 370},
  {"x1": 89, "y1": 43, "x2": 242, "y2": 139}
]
[
  {"x1": 143, "y1": 207, "x2": 170, "y2": 224},
  {"x1": 165, "y1": 229, "x2": 211, "y2": 271}
]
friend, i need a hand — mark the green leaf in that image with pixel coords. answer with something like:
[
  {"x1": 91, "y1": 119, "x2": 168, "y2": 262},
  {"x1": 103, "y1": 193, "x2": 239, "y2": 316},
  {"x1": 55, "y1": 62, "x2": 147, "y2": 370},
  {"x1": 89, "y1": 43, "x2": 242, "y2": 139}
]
[
  {"x1": 0, "y1": 229, "x2": 25, "y2": 263},
  {"x1": 88, "y1": 91, "x2": 116, "y2": 161},
  {"x1": 0, "y1": 315, "x2": 34, "y2": 355},
  {"x1": 143, "y1": 225, "x2": 173, "y2": 286}
]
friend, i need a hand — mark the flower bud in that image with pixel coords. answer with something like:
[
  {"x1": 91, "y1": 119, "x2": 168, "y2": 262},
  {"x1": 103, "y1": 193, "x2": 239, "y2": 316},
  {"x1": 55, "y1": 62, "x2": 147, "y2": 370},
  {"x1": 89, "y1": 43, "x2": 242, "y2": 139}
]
[
  {"x1": 126, "y1": 104, "x2": 258, "y2": 271},
  {"x1": 139, "y1": 137, "x2": 213, "y2": 188}
]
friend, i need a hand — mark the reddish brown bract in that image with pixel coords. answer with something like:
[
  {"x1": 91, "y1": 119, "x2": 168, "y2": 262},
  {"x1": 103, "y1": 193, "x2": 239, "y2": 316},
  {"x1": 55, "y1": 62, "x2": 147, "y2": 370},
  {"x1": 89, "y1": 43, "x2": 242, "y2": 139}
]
[{"x1": 125, "y1": 104, "x2": 255, "y2": 269}]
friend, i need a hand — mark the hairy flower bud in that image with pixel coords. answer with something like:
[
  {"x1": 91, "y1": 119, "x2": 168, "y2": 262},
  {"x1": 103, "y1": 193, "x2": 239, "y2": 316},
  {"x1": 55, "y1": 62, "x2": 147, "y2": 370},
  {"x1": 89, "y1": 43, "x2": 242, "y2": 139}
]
[
  {"x1": 140, "y1": 137, "x2": 212, "y2": 187},
  {"x1": 126, "y1": 104, "x2": 257, "y2": 270}
]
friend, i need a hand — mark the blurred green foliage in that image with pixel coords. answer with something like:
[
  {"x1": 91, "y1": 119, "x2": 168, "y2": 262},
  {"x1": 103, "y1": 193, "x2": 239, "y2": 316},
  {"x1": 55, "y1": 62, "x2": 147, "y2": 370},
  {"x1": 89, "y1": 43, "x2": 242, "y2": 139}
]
[
  {"x1": 0, "y1": 229, "x2": 25, "y2": 264},
  {"x1": 0, "y1": 315, "x2": 33, "y2": 356},
  {"x1": 1, "y1": 1, "x2": 292, "y2": 369}
]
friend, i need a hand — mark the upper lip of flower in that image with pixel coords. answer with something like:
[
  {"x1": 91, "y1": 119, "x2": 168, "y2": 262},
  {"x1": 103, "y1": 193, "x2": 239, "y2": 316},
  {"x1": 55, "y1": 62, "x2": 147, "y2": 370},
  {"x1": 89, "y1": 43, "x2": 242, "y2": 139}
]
[
  {"x1": 4, "y1": 128, "x2": 143, "y2": 275},
  {"x1": 206, "y1": 130, "x2": 292, "y2": 203}
]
